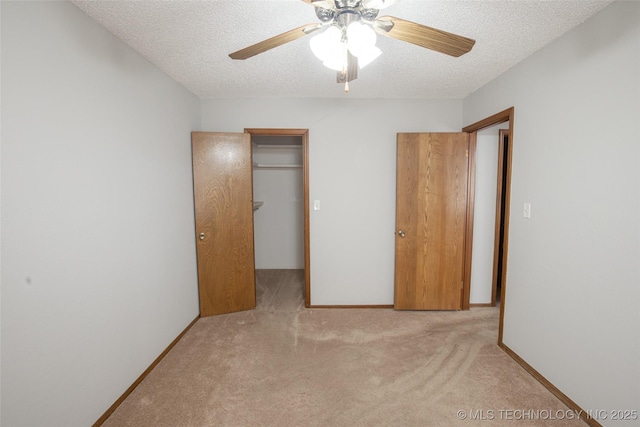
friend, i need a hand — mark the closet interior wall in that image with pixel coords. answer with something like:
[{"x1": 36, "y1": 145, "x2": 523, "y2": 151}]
[{"x1": 252, "y1": 135, "x2": 304, "y2": 269}]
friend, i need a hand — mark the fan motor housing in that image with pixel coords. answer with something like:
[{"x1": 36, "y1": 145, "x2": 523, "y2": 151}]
[
  {"x1": 316, "y1": 1, "x2": 380, "y2": 26},
  {"x1": 335, "y1": 0, "x2": 361, "y2": 8},
  {"x1": 336, "y1": 9, "x2": 360, "y2": 27},
  {"x1": 315, "y1": 7, "x2": 336, "y2": 22}
]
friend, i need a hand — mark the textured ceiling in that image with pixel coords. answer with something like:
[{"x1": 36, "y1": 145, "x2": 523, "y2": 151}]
[{"x1": 71, "y1": 0, "x2": 614, "y2": 99}]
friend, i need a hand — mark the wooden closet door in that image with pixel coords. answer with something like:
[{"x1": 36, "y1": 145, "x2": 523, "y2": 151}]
[
  {"x1": 191, "y1": 132, "x2": 256, "y2": 317},
  {"x1": 394, "y1": 133, "x2": 469, "y2": 310}
]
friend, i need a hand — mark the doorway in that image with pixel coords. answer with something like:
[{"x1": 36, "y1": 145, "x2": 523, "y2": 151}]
[
  {"x1": 462, "y1": 107, "x2": 514, "y2": 344},
  {"x1": 245, "y1": 129, "x2": 311, "y2": 307},
  {"x1": 468, "y1": 123, "x2": 510, "y2": 308}
]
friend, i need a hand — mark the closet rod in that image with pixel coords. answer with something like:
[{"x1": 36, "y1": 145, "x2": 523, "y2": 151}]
[{"x1": 253, "y1": 144, "x2": 302, "y2": 149}]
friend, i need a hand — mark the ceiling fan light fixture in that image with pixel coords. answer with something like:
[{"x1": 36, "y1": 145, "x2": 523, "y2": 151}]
[
  {"x1": 362, "y1": 0, "x2": 397, "y2": 10},
  {"x1": 346, "y1": 21, "x2": 377, "y2": 57},
  {"x1": 311, "y1": 21, "x2": 380, "y2": 72},
  {"x1": 323, "y1": 42, "x2": 348, "y2": 71},
  {"x1": 310, "y1": 26, "x2": 342, "y2": 63},
  {"x1": 356, "y1": 45, "x2": 381, "y2": 68}
]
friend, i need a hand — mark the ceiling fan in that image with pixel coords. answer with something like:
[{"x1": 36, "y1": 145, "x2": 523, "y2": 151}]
[{"x1": 229, "y1": 0, "x2": 475, "y2": 91}]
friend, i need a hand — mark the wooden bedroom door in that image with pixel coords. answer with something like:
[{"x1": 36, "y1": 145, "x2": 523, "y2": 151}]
[
  {"x1": 394, "y1": 133, "x2": 470, "y2": 310},
  {"x1": 191, "y1": 132, "x2": 256, "y2": 317}
]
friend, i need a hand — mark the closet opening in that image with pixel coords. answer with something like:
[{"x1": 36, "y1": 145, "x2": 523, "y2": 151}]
[{"x1": 245, "y1": 129, "x2": 310, "y2": 308}]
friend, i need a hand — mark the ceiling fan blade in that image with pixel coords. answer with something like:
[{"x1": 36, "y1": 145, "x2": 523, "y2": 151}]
[
  {"x1": 374, "y1": 16, "x2": 475, "y2": 57},
  {"x1": 229, "y1": 24, "x2": 322, "y2": 60}
]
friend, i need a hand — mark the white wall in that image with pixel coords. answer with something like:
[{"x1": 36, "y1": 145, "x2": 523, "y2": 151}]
[
  {"x1": 463, "y1": 1, "x2": 639, "y2": 423},
  {"x1": 253, "y1": 145, "x2": 304, "y2": 269},
  {"x1": 1, "y1": 2, "x2": 201, "y2": 426},
  {"x1": 0, "y1": 3, "x2": 3, "y2": 423},
  {"x1": 201, "y1": 99, "x2": 463, "y2": 305},
  {"x1": 469, "y1": 124, "x2": 502, "y2": 304}
]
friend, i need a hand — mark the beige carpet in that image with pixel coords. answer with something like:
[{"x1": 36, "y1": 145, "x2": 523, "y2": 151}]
[{"x1": 103, "y1": 270, "x2": 586, "y2": 426}]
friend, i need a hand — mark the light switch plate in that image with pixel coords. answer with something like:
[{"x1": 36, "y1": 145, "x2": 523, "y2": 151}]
[
  {"x1": 523, "y1": 202, "x2": 531, "y2": 218},
  {"x1": 313, "y1": 200, "x2": 320, "y2": 211}
]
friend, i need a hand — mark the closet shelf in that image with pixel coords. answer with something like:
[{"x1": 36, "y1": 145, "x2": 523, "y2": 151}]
[
  {"x1": 253, "y1": 201, "x2": 264, "y2": 211},
  {"x1": 253, "y1": 162, "x2": 302, "y2": 169}
]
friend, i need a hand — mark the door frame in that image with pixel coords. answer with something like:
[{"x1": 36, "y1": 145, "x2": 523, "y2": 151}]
[
  {"x1": 244, "y1": 128, "x2": 311, "y2": 308},
  {"x1": 491, "y1": 129, "x2": 510, "y2": 307},
  {"x1": 461, "y1": 107, "x2": 514, "y2": 345}
]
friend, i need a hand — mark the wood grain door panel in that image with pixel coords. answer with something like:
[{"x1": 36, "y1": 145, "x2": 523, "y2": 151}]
[
  {"x1": 192, "y1": 132, "x2": 256, "y2": 317},
  {"x1": 394, "y1": 133, "x2": 469, "y2": 310}
]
